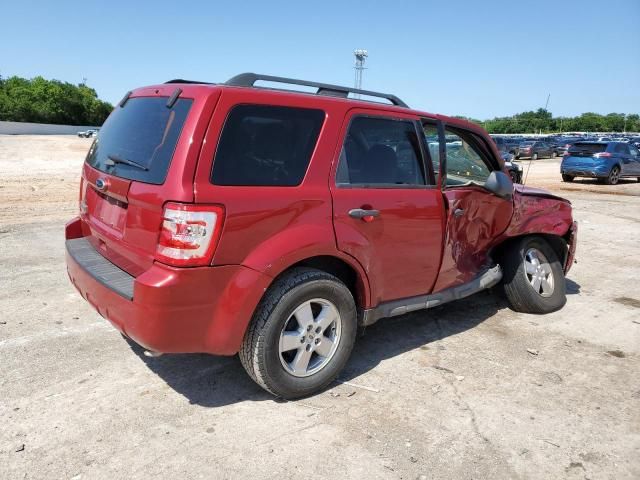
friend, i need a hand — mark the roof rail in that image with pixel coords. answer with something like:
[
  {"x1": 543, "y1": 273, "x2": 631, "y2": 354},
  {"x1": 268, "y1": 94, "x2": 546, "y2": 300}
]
[{"x1": 225, "y1": 72, "x2": 408, "y2": 108}]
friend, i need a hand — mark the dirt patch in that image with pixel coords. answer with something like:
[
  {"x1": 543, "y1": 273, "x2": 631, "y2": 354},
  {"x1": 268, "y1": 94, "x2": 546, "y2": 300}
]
[
  {"x1": 606, "y1": 350, "x2": 627, "y2": 358},
  {"x1": 614, "y1": 297, "x2": 640, "y2": 309},
  {"x1": 1, "y1": 136, "x2": 639, "y2": 479}
]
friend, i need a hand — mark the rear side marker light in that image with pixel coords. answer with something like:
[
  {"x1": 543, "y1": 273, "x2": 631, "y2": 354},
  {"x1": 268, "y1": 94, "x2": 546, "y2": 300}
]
[{"x1": 155, "y1": 203, "x2": 225, "y2": 267}]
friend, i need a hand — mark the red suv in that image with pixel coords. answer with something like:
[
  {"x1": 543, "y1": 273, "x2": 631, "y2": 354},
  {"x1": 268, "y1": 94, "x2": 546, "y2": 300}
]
[{"x1": 65, "y1": 73, "x2": 578, "y2": 399}]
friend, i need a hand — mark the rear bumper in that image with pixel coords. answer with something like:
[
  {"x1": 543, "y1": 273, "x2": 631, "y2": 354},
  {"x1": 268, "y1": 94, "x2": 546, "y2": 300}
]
[
  {"x1": 561, "y1": 168, "x2": 607, "y2": 178},
  {"x1": 65, "y1": 217, "x2": 272, "y2": 355},
  {"x1": 561, "y1": 160, "x2": 609, "y2": 178}
]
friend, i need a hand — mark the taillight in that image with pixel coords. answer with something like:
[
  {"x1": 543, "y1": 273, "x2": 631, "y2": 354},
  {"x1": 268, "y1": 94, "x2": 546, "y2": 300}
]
[
  {"x1": 79, "y1": 178, "x2": 88, "y2": 214},
  {"x1": 594, "y1": 152, "x2": 611, "y2": 158},
  {"x1": 155, "y1": 202, "x2": 225, "y2": 267}
]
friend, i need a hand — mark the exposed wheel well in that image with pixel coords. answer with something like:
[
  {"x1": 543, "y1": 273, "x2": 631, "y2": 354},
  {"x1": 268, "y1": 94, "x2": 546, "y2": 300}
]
[
  {"x1": 491, "y1": 234, "x2": 568, "y2": 268},
  {"x1": 277, "y1": 256, "x2": 364, "y2": 307}
]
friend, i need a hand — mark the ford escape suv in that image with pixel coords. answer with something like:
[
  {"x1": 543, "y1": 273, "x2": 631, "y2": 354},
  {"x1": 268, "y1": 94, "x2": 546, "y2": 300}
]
[{"x1": 65, "y1": 73, "x2": 578, "y2": 399}]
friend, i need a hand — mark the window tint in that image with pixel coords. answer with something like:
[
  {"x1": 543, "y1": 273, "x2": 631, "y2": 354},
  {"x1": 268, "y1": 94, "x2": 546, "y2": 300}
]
[
  {"x1": 569, "y1": 143, "x2": 607, "y2": 154},
  {"x1": 337, "y1": 116, "x2": 425, "y2": 186},
  {"x1": 211, "y1": 105, "x2": 324, "y2": 186},
  {"x1": 86, "y1": 97, "x2": 192, "y2": 185},
  {"x1": 614, "y1": 143, "x2": 630, "y2": 154},
  {"x1": 443, "y1": 128, "x2": 492, "y2": 186}
]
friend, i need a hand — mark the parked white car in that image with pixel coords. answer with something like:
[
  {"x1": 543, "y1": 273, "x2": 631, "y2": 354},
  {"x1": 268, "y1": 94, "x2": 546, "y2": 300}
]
[{"x1": 77, "y1": 129, "x2": 98, "y2": 138}]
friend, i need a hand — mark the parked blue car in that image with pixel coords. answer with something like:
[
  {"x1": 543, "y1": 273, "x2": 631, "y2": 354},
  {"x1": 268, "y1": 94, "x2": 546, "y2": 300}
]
[{"x1": 561, "y1": 141, "x2": 640, "y2": 185}]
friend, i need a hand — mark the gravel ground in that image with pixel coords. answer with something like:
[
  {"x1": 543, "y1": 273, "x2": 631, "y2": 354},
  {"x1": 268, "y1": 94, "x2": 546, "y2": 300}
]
[{"x1": 1, "y1": 135, "x2": 639, "y2": 479}]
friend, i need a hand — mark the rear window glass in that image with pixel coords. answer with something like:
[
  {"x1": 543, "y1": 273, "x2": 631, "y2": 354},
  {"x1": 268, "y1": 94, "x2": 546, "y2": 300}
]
[
  {"x1": 211, "y1": 105, "x2": 325, "y2": 186},
  {"x1": 568, "y1": 143, "x2": 607, "y2": 154},
  {"x1": 86, "y1": 97, "x2": 192, "y2": 185}
]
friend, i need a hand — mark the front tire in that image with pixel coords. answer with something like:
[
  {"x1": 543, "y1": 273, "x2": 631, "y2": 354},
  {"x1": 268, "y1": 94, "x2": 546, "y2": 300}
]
[
  {"x1": 562, "y1": 174, "x2": 574, "y2": 182},
  {"x1": 501, "y1": 236, "x2": 566, "y2": 314},
  {"x1": 240, "y1": 268, "x2": 357, "y2": 399}
]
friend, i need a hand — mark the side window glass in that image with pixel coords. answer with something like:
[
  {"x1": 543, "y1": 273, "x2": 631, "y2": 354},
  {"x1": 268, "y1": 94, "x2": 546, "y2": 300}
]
[
  {"x1": 423, "y1": 123, "x2": 440, "y2": 182},
  {"x1": 630, "y1": 145, "x2": 639, "y2": 156},
  {"x1": 337, "y1": 116, "x2": 426, "y2": 186},
  {"x1": 443, "y1": 128, "x2": 492, "y2": 186},
  {"x1": 211, "y1": 105, "x2": 324, "y2": 186}
]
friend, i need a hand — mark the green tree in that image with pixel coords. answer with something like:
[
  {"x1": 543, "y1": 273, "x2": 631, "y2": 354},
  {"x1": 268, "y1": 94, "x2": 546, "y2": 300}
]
[{"x1": 0, "y1": 75, "x2": 113, "y2": 125}]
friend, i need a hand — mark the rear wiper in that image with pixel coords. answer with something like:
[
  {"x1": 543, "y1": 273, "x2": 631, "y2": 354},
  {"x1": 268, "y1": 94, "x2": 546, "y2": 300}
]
[{"x1": 105, "y1": 154, "x2": 149, "y2": 171}]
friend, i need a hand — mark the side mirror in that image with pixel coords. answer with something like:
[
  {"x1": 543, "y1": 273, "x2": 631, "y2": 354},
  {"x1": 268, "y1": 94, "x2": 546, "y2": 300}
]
[{"x1": 484, "y1": 171, "x2": 513, "y2": 199}]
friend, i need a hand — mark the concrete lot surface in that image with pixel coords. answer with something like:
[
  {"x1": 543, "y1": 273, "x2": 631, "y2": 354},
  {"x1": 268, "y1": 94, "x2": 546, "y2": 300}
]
[{"x1": 1, "y1": 136, "x2": 639, "y2": 479}]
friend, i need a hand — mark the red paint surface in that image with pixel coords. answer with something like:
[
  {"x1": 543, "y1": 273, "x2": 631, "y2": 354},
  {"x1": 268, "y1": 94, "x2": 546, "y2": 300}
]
[{"x1": 66, "y1": 82, "x2": 577, "y2": 355}]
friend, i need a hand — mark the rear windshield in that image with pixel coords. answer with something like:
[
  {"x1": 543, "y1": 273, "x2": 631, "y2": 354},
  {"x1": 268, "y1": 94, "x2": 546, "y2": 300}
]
[
  {"x1": 211, "y1": 105, "x2": 324, "y2": 186},
  {"x1": 86, "y1": 97, "x2": 192, "y2": 185},
  {"x1": 568, "y1": 143, "x2": 607, "y2": 154}
]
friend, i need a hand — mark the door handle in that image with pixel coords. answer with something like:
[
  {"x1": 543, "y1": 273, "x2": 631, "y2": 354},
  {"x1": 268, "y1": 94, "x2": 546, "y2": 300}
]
[
  {"x1": 454, "y1": 208, "x2": 465, "y2": 217},
  {"x1": 349, "y1": 208, "x2": 380, "y2": 222}
]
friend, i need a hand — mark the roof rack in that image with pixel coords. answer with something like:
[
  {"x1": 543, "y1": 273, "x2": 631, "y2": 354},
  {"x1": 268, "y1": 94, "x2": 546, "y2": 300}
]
[{"x1": 225, "y1": 72, "x2": 408, "y2": 108}]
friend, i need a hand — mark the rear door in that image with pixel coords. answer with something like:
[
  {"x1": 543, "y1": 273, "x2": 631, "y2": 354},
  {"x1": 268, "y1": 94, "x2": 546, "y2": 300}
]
[
  {"x1": 428, "y1": 121, "x2": 514, "y2": 292},
  {"x1": 614, "y1": 143, "x2": 633, "y2": 176},
  {"x1": 330, "y1": 110, "x2": 445, "y2": 306}
]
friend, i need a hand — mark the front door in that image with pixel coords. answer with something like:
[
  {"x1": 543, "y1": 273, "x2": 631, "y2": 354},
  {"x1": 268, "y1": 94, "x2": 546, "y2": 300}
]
[
  {"x1": 426, "y1": 121, "x2": 514, "y2": 292},
  {"x1": 330, "y1": 110, "x2": 444, "y2": 307}
]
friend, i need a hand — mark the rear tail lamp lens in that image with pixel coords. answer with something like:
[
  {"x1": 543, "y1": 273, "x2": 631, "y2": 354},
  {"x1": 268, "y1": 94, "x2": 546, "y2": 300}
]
[
  {"x1": 79, "y1": 178, "x2": 88, "y2": 214},
  {"x1": 155, "y1": 203, "x2": 225, "y2": 266},
  {"x1": 594, "y1": 152, "x2": 611, "y2": 158}
]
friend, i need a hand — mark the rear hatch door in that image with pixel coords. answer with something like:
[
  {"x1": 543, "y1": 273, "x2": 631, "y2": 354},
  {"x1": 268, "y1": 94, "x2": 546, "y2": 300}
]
[
  {"x1": 564, "y1": 142, "x2": 607, "y2": 166},
  {"x1": 81, "y1": 86, "x2": 219, "y2": 276}
]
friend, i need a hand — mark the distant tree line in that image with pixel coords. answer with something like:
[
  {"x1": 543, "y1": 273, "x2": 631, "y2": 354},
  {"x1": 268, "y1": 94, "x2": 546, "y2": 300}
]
[
  {"x1": 0, "y1": 75, "x2": 113, "y2": 126},
  {"x1": 457, "y1": 108, "x2": 640, "y2": 134}
]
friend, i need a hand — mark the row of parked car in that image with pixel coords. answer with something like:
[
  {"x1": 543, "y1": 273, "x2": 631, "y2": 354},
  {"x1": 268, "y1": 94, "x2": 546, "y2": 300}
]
[{"x1": 492, "y1": 134, "x2": 640, "y2": 185}]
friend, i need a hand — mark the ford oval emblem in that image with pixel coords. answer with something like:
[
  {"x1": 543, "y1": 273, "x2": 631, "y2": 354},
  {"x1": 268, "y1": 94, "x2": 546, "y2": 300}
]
[{"x1": 95, "y1": 178, "x2": 108, "y2": 192}]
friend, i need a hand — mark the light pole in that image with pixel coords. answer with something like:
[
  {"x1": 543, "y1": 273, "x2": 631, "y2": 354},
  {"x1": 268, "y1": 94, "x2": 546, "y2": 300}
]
[{"x1": 354, "y1": 49, "x2": 368, "y2": 96}]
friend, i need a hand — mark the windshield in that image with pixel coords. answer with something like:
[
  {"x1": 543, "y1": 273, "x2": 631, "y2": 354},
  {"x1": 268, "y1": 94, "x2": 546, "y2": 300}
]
[{"x1": 86, "y1": 97, "x2": 192, "y2": 185}]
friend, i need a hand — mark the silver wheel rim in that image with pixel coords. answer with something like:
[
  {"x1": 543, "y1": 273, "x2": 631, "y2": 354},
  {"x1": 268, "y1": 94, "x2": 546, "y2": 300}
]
[
  {"x1": 524, "y1": 248, "x2": 555, "y2": 297},
  {"x1": 278, "y1": 298, "x2": 342, "y2": 378},
  {"x1": 610, "y1": 168, "x2": 619, "y2": 184}
]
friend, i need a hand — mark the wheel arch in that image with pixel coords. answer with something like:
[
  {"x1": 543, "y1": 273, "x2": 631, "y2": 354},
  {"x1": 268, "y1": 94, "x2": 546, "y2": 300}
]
[
  {"x1": 260, "y1": 254, "x2": 371, "y2": 311},
  {"x1": 491, "y1": 233, "x2": 568, "y2": 270}
]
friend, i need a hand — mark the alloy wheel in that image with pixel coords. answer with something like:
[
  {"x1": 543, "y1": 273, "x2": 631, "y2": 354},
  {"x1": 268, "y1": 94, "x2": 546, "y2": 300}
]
[
  {"x1": 278, "y1": 298, "x2": 342, "y2": 377},
  {"x1": 523, "y1": 248, "x2": 555, "y2": 297}
]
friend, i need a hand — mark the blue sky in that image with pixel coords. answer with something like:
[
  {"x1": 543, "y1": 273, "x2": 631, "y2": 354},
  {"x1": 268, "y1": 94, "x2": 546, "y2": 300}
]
[{"x1": 1, "y1": 0, "x2": 638, "y2": 119}]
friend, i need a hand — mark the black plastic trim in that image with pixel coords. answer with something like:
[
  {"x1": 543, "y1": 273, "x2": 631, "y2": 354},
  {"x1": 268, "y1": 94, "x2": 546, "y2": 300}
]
[
  {"x1": 166, "y1": 88, "x2": 182, "y2": 108},
  {"x1": 118, "y1": 91, "x2": 132, "y2": 108},
  {"x1": 66, "y1": 238, "x2": 134, "y2": 301},
  {"x1": 164, "y1": 79, "x2": 214, "y2": 84},
  {"x1": 360, "y1": 265, "x2": 503, "y2": 326}
]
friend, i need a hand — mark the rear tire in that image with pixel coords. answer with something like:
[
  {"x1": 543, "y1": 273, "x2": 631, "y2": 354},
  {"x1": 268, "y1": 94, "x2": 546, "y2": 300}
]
[
  {"x1": 561, "y1": 174, "x2": 574, "y2": 182},
  {"x1": 605, "y1": 166, "x2": 620, "y2": 185},
  {"x1": 501, "y1": 236, "x2": 566, "y2": 314},
  {"x1": 239, "y1": 268, "x2": 357, "y2": 399}
]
